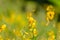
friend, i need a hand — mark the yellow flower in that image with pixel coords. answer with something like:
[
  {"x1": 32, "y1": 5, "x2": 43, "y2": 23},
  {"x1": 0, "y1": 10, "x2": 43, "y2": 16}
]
[
  {"x1": 48, "y1": 37, "x2": 54, "y2": 40},
  {"x1": 32, "y1": 22, "x2": 36, "y2": 28},
  {"x1": 47, "y1": 11, "x2": 55, "y2": 20},
  {"x1": 48, "y1": 30, "x2": 55, "y2": 40},
  {"x1": 27, "y1": 12, "x2": 37, "y2": 37},
  {"x1": 29, "y1": 17, "x2": 34, "y2": 24},
  {"x1": 33, "y1": 28, "x2": 38, "y2": 37},
  {"x1": 51, "y1": 35, "x2": 55, "y2": 39},
  {"x1": 0, "y1": 24, "x2": 6, "y2": 32},
  {"x1": 28, "y1": 17, "x2": 35, "y2": 28},
  {"x1": 28, "y1": 17, "x2": 36, "y2": 28},
  {"x1": 48, "y1": 35, "x2": 55, "y2": 40},
  {"x1": 1, "y1": 24, "x2": 6, "y2": 30},
  {"x1": 46, "y1": 5, "x2": 54, "y2": 11}
]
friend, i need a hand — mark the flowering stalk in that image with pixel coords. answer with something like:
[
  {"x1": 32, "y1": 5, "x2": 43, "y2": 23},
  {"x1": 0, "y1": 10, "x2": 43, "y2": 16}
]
[
  {"x1": 27, "y1": 12, "x2": 38, "y2": 40},
  {"x1": 46, "y1": 5, "x2": 55, "y2": 26},
  {"x1": 47, "y1": 30, "x2": 55, "y2": 40}
]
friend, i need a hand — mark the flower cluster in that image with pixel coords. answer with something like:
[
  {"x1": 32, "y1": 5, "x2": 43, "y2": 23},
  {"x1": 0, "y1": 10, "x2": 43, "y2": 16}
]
[
  {"x1": 47, "y1": 30, "x2": 55, "y2": 40},
  {"x1": 0, "y1": 24, "x2": 6, "y2": 32},
  {"x1": 27, "y1": 12, "x2": 38, "y2": 38},
  {"x1": 46, "y1": 5, "x2": 55, "y2": 26}
]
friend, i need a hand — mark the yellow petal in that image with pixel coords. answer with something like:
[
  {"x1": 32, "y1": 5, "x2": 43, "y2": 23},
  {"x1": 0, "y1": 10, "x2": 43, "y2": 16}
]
[{"x1": 1, "y1": 24, "x2": 6, "y2": 30}]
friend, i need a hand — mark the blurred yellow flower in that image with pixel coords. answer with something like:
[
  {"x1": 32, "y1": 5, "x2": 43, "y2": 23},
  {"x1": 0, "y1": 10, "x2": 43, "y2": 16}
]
[
  {"x1": 47, "y1": 11, "x2": 55, "y2": 20},
  {"x1": 1, "y1": 24, "x2": 6, "y2": 30},
  {"x1": 48, "y1": 30, "x2": 55, "y2": 40},
  {"x1": 27, "y1": 12, "x2": 37, "y2": 38},
  {"x1": 27, "y1": 13, "x2": 36, "y2": 29},
  {"x1": 32, "y1": 22, "x2": 36, "y2": 28},
  {"x1": 48, "y1": 35, "x2": 55, "y2": 40},
  {"x1": 33, "y1": 28, "x2": 38, "y2": 37},
  {"x1": 48, "y1": 37, "x2": 54, "y2": 40},
  {"x1": 0, "y1": 24, "x2": 6, "y2": 32},
  {"x1": 46, "y1": 5, "x2": 55, "y2": 26},
  {"x1": 46, "y1": 5, "x2": 54, "y2": 11},
  {"x1": 28, "y1": 15, "x2": 36, "y2": 28},
  {"x1": 29, "y1": 17, "x2": 34, "y2": 24},
  {"x1": 51, "y1": 35, "x2": 55, "y2": 39}
]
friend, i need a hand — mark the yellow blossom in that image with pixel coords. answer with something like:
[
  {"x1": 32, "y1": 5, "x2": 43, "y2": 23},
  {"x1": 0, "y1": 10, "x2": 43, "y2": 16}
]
[
  {"x1": 46, "y1": 5, "x2": 55, "y2": 26},
  {"x1": 33, "y1": 28, "x2": 38, "y2": 37},
  {"x1": 32, "y1": 22, "x2": 36, "y2": 28},
  {"x1": 48, "y1": 35, "x2": 55, "y2": 40},
  {"x1": 51, "y1": 35, "x2": 55, "y2": 39},
  {"x1": 47, "y1": 11, "x2": 55, "y2": 20},
  {"x1": 48, "y1": 30, "x2": 55, "y2": 40},
  {"x1": 28, "y1": 17, "x2": 36, "y2": 28},
  {"x1": 1, "y1": 24, "x2": 6, "y2": 30},
  {"x1": 29, "y1": 17, "x2": 34, "y2": 24},
  {"x1": 27, "y1": 12, "x2": 37, "y2": 38},
  {"x1": 48, "y1": 37, "x2": 54, "y2": 40},
  {"x1": 28, "y1": 14, "x2": 36, "y2": 29},
  {"x1": 0, "y1": 24, "x2": 6, "y2": 32},
  {"x1": 46, "y1": 5, "x2": 54, "y2": 11}
]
